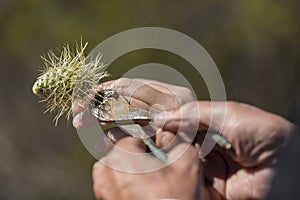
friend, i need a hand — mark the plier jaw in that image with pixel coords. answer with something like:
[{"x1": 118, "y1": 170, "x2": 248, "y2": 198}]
[{"x1": 91, "y1": 89, "x2": 155, "y2": 124}]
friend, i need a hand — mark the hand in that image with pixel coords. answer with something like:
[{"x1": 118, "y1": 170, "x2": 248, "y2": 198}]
[
  {"x1": 97, "y1": 78, "x2": 195, "y2": 110},
  {"x1": 92, "y1": 136, "x2": 204, "y2": 200},
  {"x1": 73, "y1": 78, "x2": 195, "y2": 128},
  {"x1": 153, "y1": 101, "x2": 295, "y2": 199}
]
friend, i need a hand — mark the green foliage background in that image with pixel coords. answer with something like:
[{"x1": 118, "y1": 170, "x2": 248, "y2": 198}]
[{"x1": 0, "y1": 0, "x2": 299, "y2": 199}]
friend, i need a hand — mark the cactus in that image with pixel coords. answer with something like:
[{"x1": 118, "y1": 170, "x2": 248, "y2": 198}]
[{"x1": 32, "y1": 42, "x2": 109, "y2": 125}]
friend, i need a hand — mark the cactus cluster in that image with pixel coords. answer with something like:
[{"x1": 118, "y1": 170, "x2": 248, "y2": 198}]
[{"x1": 32, "y1": 42, "x2": 109, "y2": 125}]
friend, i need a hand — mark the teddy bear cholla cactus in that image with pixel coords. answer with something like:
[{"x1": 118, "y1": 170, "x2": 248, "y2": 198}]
[{"x1": 32, "y1": 42, "x2": 109, "y2": 125}]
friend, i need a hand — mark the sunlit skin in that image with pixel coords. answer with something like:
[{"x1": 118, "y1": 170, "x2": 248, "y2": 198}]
[{"x1": 73, "y1": 78, "x2": 295, "y2": 200}]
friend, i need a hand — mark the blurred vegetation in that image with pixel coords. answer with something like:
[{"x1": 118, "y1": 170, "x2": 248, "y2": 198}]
[{"x1": 0, "y1": 0, "x2": 299, "y2": 199}]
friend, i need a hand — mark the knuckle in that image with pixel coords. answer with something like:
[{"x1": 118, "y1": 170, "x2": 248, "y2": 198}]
[
  {"x1": 114, "y1": 78, "x2": 139, "y2": 95},
  {"x1": 115, "y1": 77, "x2": 130, "y2": 86},
  {"x1": 172, "y1": 99, "x2": 181, "y2": 109},
  {"x1": 167, "y1": 95, "x2": 181, "y2": 109}
]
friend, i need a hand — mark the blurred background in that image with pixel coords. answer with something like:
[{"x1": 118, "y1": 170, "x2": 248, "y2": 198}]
[{"x1": 0, "y1": 0, "x2": 299, "y2": 199}]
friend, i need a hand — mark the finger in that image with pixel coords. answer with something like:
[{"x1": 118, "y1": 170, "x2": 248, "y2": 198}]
[
  {"x1": 72, "y1": 101, "x2": 86, "y2": 114},
  {"x1": 72, "y1": 96, "x2": 92, "y2": 114},
  {"x1": 129, "y1": 84, "x2": 180, "y2": 110},
  {"x1": 104, "y1": 127, "x2": 129, "y2": 143},
  {"x1": 168, "y1": 143, "x2": 199, "y2": 163},
  {"x1": 102, "y1": 137, "x2": 164, "y2": 171},
  {"x1": 95, "y1": 133, "x2": 113, "y2": 153},
  {"x1": 114, "y1": 136, "x2": 147, "y2": 153},
  {"x1": 155, "y1": 130, "x2": 192, "y2": 149},
  {"x1": 124, "y1": 96, "x2": 150, "y2": 110},
  {"x1": 153, "y1": 111, "x2": 201, "y2": 132},
  {"x1": 137, "y1": 78, "x2": 196, "y2": 103},
  {"x1": 134, "y1": 79, "x2": 178, "y2": 94},
  {"x1": 155, "y1": 130, "x2": 177, "y2": 149},
  {"x1": 95, "y1": 127, "x2": 131, "y2": 153},
  {"x1": 72, "y1": 85, "x2": 103, "y2": 114},
  {"x1": 97, "y1": 125, "x2": 143, "y2": 151},
  {"x1": 153, "y1": 101, "x2": 225, "y2": 133},
  {"x1": 73, "y1": 109, "x2": 97, "y2": 129},
  {"x1": 167, "y1": 143, "x2": 210, "y2": 200},
  {"x1": 99, "y1": 78, "x2": 181, "y2": 110},
  {"x1": 92, "y1": 162, "x2": 108, "y2": 200},
  {"x1": 92, "y1": 161, "x2": 118, "y2": 200}
]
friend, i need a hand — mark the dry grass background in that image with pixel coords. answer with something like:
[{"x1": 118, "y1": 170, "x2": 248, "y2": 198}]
[{"x1": 0, "y1": 0, "x2": 299, "y2": 199}]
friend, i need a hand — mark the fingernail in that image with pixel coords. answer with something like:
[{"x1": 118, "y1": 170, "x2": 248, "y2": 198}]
[
  {"x1": 158, "y1": 131, "x2": 171, "y2": 147},
  {"x1": 160, "y1": 135, "x2": 168, "y2": 146},
  {"x1": 72, "y1": 115, "x2": 80, "y2": 128}
]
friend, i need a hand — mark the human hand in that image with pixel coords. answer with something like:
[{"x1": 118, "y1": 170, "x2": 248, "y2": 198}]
[
  {"x1": 73, "y1": 78, "x2": 195, "y2": 128},
  {"x1": 92, "y1": 136, "x2": 205, "y2": 200},
  {"x1": 153, "y1": 101, "x2": 295, "y2": 199}
]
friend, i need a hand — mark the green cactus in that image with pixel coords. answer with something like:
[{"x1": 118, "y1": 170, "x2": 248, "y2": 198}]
[{"x1": 32, "y1": 42, "x2": 109, "y2": 125}]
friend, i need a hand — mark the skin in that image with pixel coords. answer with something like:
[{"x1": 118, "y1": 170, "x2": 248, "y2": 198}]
[
  {"x1": 72, "y1": 78, "x2": 195, "y2": 128},
  {"x1": 73, "y1": 78, "x2": 295, "y2": 200},
  {"x1": 154, "y1": 101, "x2": 295, "y2": 199},
  {"x1": 93, "y1": 137, "x2": 205, "y2": 200}
]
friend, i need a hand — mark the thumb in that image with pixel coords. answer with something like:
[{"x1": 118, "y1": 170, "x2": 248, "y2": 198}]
[
  {"x1": 153, "y1": 102, "x2": 202, "y2": 132},
  {"x1": 153, "y1": 110, "x2": 181, "y2": 132},
  {"x1": 102, "y1": 137, "x2": 163, "y2": 172},
  {"x1": 168, "y1": 143, "x2": 209, "y2": 199},
  {"x1": 153, "y1": 101, "x2": 226, "y2": 134},
  {"x1": 114, "y1": 137, "x2": 147, "y2": 153}
]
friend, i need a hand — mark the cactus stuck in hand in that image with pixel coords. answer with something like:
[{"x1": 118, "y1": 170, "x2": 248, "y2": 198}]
[{"x1": 32, "y1": 42, "x2": 109, "y2": 125}]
